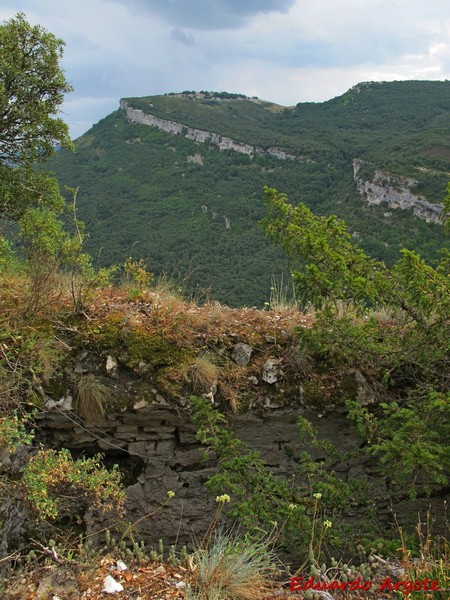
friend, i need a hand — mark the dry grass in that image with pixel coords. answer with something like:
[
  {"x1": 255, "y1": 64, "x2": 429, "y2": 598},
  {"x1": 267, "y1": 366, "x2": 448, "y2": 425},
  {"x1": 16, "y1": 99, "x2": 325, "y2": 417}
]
[
  {"x1": 75, "y1": 374, "x2": 112, "y2": 424},
  {"x1": 187, "y1": 530, "x2": 279, "y2": 600},
  {"x1": 268, "y1": 274, "x2": 298, "y2": 312},
  {"x1": 185, "y1": 355, "x2": 219, "y2": 394}
]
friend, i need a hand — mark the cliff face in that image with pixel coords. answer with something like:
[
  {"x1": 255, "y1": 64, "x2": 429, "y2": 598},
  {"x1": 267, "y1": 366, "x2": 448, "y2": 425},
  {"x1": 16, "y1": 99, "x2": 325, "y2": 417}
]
[
  {"x1": 121, "y1": 101, "x2": 444, "y2": 225},
  {"x1": 35, "y1": 394, "x2": 361, "y2": 547},
  {"x1": 120, "y1": 100, "x2": 297, "y2": 161},
  {"x1": 353, "y1": 159, "x2": 443, "y2": 223}
]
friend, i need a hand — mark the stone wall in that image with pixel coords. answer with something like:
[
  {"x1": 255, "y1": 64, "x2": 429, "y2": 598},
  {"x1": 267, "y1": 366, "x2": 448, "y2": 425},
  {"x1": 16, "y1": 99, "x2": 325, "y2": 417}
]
[{"x1": 34, "y1": 394, "x2": 365, "y2": 547}]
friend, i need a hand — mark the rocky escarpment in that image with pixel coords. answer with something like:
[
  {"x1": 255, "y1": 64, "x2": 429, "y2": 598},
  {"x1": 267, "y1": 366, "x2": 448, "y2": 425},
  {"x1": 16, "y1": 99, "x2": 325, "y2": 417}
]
[
  {"x1": 353, "y1": 159, "x2": 443, "y2": 223},
  {"x1": 32, "y1": 377, "x2": 446, "y2": 553},
  {"x1": 34, "y1": 394, "x2": 363, "y2": 548},
  {"x1": 120, "y1": 100, "x2": 298, "y2": 161}
]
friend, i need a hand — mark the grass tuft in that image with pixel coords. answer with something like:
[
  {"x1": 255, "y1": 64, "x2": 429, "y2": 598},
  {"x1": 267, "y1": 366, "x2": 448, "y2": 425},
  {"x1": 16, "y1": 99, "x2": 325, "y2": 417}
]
[
  {"x1": 187, "y1": 529, "x2": 278, "y2": 600},
  {"x1": 75, "y1": 374, "x2": 112, "y2": 424}
]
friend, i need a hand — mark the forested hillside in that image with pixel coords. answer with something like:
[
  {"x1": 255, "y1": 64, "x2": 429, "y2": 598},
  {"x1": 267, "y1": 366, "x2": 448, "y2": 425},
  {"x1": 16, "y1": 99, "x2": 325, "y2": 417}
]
[{"x1": 48, "y1": 81, "x2": 450, "y2": 306}]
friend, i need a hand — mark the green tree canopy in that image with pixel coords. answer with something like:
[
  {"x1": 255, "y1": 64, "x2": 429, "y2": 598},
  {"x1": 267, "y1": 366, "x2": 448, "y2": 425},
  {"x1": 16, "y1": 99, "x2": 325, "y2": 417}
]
[{"x1": 0, "y1": 12, "x2": 73, "y2": 220}]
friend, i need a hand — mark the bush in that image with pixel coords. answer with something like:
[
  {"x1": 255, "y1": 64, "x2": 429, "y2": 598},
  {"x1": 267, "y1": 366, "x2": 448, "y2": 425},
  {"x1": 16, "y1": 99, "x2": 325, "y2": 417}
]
[{"x1": 23, "y1": 447, "x2": 125, "y2": 522}]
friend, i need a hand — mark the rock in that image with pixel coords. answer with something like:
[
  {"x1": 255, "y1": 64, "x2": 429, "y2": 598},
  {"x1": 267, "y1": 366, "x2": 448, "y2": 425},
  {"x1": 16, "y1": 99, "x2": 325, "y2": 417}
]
[
  {"x1": 133, "y1": 399, "x2": 149, "y2": 410},
  {"x1": 262, "y1": 358, "x2": 282, "y2": 384},
  {"x1": 248, "y1": 376, "x2": 258, "y2": 385},
  {"x1": 59, "y1": 394, "x2": 73, "y2": 411},
  {"x1": 106, "y1": 355, "x2": 118, "y2": 373},
  {"x1": 353, "y1": 158, "x2": 443, "y2": 223},
  {"x1": 355, "y1": 370, "x2": 376, "y2": 405},
  {"x1": 45, "y1": 394, "x2": 73, "y2": 411},
  {"x1": 264, "y1": 398, "x2": 283, "y2": 408},
  {"x1": 102, "y1": 575, "x2": 124, "y2": 594},
  {"x1": 232, "y1": 342, "x2": 253, "y2": 366},
  {"x1": 156, "y1": 394, "x2": 170, "y2": 405},
  {"x1": 264, "y1": 335, "x2": 276, "y2": 343},
  {"x1": 116, "y1": 559, "x2": 128, "y2": 571}
]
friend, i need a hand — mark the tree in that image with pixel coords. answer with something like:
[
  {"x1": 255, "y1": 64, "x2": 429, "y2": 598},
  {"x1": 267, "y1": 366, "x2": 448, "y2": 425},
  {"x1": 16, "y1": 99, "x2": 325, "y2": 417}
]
[
  {"x1": 0, "y1": 12, "x2": 73, "y2": 220},
  {"x1": 261, "y1": 186, "x2": 449, "y2": 497}
]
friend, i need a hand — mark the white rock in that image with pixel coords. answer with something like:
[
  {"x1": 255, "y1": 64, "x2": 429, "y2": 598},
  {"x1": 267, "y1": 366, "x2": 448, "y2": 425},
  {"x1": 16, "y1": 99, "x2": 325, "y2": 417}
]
[
  {"x1": 102, "y1": 575, "x2": 124, "y2": 594},
  {"x1": 262, "y1": 358, "x2": 282, "y2": 384},
  {"x1": 106, "y1": 355, "x2": 118, "y2": 372},
  {"x1": 116, "y1": 560, "x2": 128, "y2": 571},
  {"x1": 133, "y1": 399, "x2": 148, "y2": 410}
]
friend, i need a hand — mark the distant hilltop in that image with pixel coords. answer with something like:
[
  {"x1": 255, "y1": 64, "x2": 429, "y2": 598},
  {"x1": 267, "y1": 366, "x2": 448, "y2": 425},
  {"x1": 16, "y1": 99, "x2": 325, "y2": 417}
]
[{"x1": 48, "y1": 80, "x2": 450, "y2": 306}]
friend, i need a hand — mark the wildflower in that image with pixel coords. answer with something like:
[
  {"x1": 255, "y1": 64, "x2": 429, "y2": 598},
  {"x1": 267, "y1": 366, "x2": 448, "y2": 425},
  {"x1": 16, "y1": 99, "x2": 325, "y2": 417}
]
[
  {"x1": 167, "y1": 490, "x2": 175, "y2": 498},
  {"x1": 288, "y1": 503, "x2": 297, "y2": 511},
  {"x1": 270, "y1": 521, "x2": 278, "y2": 527},
  {"x1": 323, "y1": 520, "x2": 332, "y2": 529},
  {"x1": 215, "y1": 494, "x2": 231, "y2": 503},
  {"x1": 313, "y1": 492, "x2": 322, "y2": 500}
]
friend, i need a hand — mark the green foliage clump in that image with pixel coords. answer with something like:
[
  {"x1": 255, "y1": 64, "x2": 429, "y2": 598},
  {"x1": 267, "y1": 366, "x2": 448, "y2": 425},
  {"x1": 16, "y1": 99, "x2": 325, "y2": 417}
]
[
  {"x1": 347, "y1": 391, "x2": 450, "y2": 496},
  {"x1": 23, "y1": 447, "x2": 125, "y2": 522},
  {"x1": 0, "y1": 12, "x2": 73, "y2": 221},
  {"x1": 123, "y1": 256, "x2": 153, "y2": 290},
  {"x1": 0, "y1": 412, "x2": 33, "y2": 455},
  {"x1": 191, "y1": 395, "x2": 301, "y2": 531},
  {"x1": 190, "y1": 396, "x2": 355, "y2": 560},
  {"x1": 262, "y1": 186, "x2": 450, "y2": 499}
]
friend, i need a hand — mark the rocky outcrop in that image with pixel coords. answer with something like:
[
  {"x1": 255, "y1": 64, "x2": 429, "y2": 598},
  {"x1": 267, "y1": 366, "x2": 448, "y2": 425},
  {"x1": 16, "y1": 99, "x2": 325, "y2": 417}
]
[
  {"x1": 30, "y1": 357, "x2": 445, "y2": 552},
  {"x1": 34, "y1": 396, "x2": 365, "y2": 548},
  {"x1": 120, "y1": 100, "x2": 297, "y2": 161},
  {"x1": 353, "y1": 159, "x2": 443, "y2": 223}
]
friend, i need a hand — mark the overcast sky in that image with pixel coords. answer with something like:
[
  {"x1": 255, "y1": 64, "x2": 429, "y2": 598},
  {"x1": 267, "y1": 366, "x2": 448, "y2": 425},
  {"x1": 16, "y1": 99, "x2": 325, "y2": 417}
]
[{"x1": 3, "y1": 0, "x2": 450, "y2": 139}]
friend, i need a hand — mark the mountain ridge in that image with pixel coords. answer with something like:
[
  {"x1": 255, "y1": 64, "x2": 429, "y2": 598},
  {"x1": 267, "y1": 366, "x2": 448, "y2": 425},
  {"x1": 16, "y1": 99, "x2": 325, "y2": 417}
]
[{"x1": 48, "y1": 80, "x2": 450, "y2": 306}]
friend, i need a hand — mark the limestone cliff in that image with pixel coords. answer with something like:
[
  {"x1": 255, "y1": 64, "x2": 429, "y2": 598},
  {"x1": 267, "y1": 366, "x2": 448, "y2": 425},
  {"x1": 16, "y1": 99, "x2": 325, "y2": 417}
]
[
  {"x1": 120, "y1": 99, "x2": 297, "y2": 161},
  {"x1": 353, "y1": 159, "x2": 443, "y2": 223}
]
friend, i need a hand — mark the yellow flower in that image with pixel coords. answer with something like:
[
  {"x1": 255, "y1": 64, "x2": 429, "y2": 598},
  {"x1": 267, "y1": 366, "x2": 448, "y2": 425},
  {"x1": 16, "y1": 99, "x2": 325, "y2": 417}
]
[
  {"x1": 167, "y1": 490, "x2": 175, "y2": 498},
  {"x1": 323, "y1": 520, "x2": 332, "y2": 529},
  {"x1": 313, "y1": 492, "x2": 322, "y2": 500},
  {"x1": 288, "y1": 503, "x2": 297, "y2": 511},
  {"x1": 215, "y1": 494, "x2": 231, "y2": 503}
]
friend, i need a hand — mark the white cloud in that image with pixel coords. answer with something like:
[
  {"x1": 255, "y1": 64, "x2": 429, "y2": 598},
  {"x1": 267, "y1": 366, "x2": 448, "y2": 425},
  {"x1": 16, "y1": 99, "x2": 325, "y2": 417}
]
[{"x1": 3, "y1": 0, "x2": 450, "y2": 137}]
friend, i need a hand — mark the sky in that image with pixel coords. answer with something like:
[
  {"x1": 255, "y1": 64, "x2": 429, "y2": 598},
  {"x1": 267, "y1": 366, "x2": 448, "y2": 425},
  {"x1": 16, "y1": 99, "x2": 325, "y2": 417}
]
[{"x1": 3, "y1": 0, "x2": 450, "y2": 139}]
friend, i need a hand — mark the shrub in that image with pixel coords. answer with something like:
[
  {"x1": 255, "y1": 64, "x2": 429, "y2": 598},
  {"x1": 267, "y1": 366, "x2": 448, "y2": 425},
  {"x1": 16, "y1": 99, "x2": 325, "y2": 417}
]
[{"x1": 23, "y1": 447, "x2": 125, "y2": 522}]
